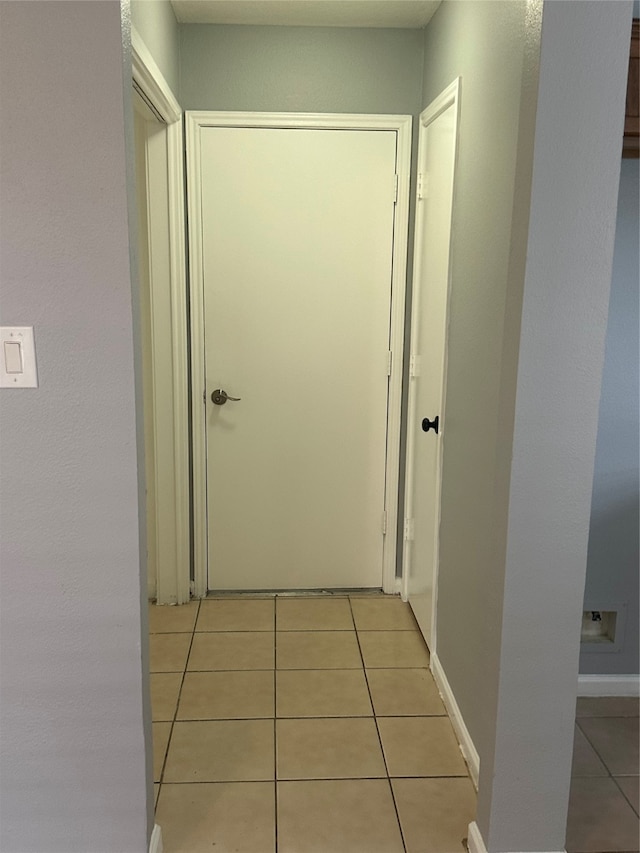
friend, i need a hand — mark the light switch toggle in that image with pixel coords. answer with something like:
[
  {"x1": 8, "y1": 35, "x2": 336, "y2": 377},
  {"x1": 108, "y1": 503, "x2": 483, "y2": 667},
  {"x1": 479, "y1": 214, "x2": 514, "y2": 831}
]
[
  {"x1": 1, "y1": 327, "x2": 38, "y2": 388},
  {"x1": 4, "y1": 341, "x2": 23, "y2": 373}
]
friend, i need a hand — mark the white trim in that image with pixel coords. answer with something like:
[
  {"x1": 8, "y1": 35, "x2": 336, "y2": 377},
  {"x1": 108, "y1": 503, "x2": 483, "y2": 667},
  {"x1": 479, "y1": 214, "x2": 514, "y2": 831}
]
[
  {"x1": 419, "y1": 77, "x2": 462, "y2": 129},
  {"x1": 466, "y1": 822, "x2": 487, "y2": 853},
  {"x1": 401, "y1": 79, "x2": 461, "y2": 653},
  {"x1": 578, "y1": 674, "x2": 640, "y2": 697},
  {"x1": 149, "y1": 824, "x2": 163, "y2": 853},
  {"x1": 186, "y1": 113, "x2": 207, "y2": 599},
  {"x1": 164, "y1": 116, "x2": 190, "y2": 606},
  {"x1": 132, "y1": 29, "x2": 180, "y2": 124},
  {"x1": 383, "y1": 116, "x2": 412, "y2": 594},
  {"x1": 186, "y1": 110, "x2": 412, "y2": 133},
  {"x1": 431, "y1": 651, "x2": 479, "y2": 789},
  {"x1": 186, "y1": 111, "x2": 412, "y2": 597},
  {"x1": 132, "y1": 32, "x2": 190, "y2": 605}
]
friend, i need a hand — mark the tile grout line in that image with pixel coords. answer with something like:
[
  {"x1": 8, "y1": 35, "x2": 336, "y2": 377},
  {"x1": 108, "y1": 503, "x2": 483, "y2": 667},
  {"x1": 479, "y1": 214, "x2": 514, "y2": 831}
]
[
  {"x1": 161, "y1": 665, "x2": 435, "y2": 673},
  {"x1": 575, "y1": 716, "x2": 635, "y2": 783},
  {"x1": 153, "y1": 713, "x2": 453, "y2": 722},
  {"x1": 153, "y1": 595, "x2": 480, "y2": 850},
  {"x1": 611, "y1": 774, "x2": 640, "y2": 818},
  {"x1": 348, "y1": 595, "x2": 408, "y2": 853},
  {"x1": 574, "y1": 715, "x2": 640, "y2": 828},
  {"x1": 152, "y1": 774, "x2": 469, "y2": 784},
  {"x1": 572, "y1": 714, "x2": 640, "y2": 848},
  {"x1": 577, "y1": 715, "x2": 640, "y2": 818},
  {"x1": 157, "y1": 598, "x2": 202, "y2": 791},
  {"x1": 154, "y1": 597, "x2": 474, "y2": 846}
]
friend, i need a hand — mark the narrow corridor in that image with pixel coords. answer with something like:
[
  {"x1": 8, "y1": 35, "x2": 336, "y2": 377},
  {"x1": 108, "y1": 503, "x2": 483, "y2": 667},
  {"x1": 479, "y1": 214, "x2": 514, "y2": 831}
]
[
  {"x1": 149, "y1": 594, "x2": 476, "y2": 852},
  {"x1": 149, "y1": 594, "x2": 640, "y2": 852}
]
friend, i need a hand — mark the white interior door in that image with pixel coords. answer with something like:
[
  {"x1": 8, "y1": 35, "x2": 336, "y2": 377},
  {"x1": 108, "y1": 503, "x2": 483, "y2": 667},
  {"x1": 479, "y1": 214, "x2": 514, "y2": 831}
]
[
  {"x1": 200, "y1": 125, "x2": 398, "y2": 590},
  {"x1": 404, "y1": 83, "x2": 459, "y2": 647}
]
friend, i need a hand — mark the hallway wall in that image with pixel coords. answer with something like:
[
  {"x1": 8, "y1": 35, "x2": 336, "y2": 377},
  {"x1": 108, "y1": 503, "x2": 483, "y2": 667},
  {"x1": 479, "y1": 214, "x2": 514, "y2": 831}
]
[
  {"x1": 179, "y1": 22, "x2": 425, "y2": 572},
  {"x1": 179, "y1": 24, "x2": 423, "y2": 115},
  {"x1": 177, "y1": 25, "x2": 424, "y2": 231},
  {"x1": 582, "y1": 157, "x2": 640, "y2": 676},
  {"x1": 419, "y1": 0, "x2": 534, "y2": 754},
  {"x1": 131, "y1": 0, "x2": 180, "y2": 96},
  {"x1": 0, "y1": 2, "x2": 150, "y2": 850},
  {"x1": 136, "y1": 5, "x2": 639, "y2": 686},
  {"x1": 417, "y1": 2, "x2": 632, "y2": 849}
]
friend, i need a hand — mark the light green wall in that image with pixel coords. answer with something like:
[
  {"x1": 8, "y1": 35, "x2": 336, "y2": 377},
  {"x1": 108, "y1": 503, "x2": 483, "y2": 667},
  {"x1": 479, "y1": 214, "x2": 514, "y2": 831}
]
[
  {"x1": 131, "y1": 0, "x2": 180, "y2": 95},
  {"x1": 179, "y1": 24, "x2": 426, "y2": 554},
  {"x1": 420, "y1": 0, "x2": 533, "y2": 754},
  {"x1": 176, "y1": 23, "x2": 531, "y2": 728},
  {"x1": 418, "y1": 7, "x2": 638, "y2": 783},
  {"x1": 179, "y1": 24, "x2": 423, "y2": 114},
  {"x1": 419, "y1": 3, "x2": 635, "y2": 847}
]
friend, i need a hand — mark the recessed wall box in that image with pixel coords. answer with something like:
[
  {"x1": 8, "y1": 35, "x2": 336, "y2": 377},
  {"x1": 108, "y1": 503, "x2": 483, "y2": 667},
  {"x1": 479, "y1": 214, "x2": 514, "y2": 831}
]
[{"x1": 581, "y1": 605, "x2": 627, "y2": 654}]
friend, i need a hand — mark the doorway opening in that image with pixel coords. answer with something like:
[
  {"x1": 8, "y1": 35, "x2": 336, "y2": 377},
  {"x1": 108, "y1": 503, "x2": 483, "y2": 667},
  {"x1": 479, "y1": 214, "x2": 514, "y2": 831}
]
[
  {"x1": 402, "y1": 80, "x2": 460, "y2": 655},
  {"x1": 132, "y1": 32, "x2": 190, "y2": 607},
  {"x1": 186, "y1": 112, "x2": 412, "y2": 597}
]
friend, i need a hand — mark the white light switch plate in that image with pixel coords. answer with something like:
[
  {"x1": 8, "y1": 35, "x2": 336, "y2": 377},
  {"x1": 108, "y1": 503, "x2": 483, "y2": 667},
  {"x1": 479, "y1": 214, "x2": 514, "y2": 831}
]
[{"x1": 0, "y1": 327, "x2": 38, "y2": 388}]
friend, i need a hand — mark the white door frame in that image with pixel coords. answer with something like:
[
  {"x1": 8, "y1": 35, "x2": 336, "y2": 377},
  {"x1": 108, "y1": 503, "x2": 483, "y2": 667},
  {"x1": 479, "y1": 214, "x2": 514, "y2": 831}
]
[
  {"x1": 186, "y1": 111, "x2": 412, "y2": 597},
  {"x1": 401, "y1": 79, "x2": 461, "y2": 653},
  {"x1": 132, "y1": 30, "x2": 190, "y2": 605}
]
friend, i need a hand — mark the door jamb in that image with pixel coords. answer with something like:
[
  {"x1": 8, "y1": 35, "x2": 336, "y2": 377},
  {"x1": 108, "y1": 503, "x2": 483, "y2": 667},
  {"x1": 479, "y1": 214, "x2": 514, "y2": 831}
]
[
  {"x1": 186, "y1": 111, "x2": 412, "y2": 597},
  {"x1": 401, "y1": 79, "x2": 461, "y2": 653},
  {"x1": 132, "y1": 30, "x2": 190, "y2": 605}
]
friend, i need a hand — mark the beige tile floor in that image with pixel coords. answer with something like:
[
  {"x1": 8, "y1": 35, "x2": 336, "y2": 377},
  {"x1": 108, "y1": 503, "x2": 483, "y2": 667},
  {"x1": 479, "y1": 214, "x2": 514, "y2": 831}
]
[
  {"x1": 149, "y1": 594, "x2": 476, "y2": 853},
  {"x1": 567, "y1": 696, "x2": 639, "y2": 853},
  {"x1": 149, "y1": 595, "x2": 640, "y2": 853}
]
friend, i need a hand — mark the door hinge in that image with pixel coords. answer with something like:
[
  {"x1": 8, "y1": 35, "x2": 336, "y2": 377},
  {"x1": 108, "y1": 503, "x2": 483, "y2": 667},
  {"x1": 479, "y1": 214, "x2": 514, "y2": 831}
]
[
  {"x1": 418, "y1": 172, "x2": 428, "y2": 201},
  {"x1": 409, "y1": 354, "x2": 421, "y2": 377},
  {"x1": 404, "y1": 517, "x2": 414, "y2": 541},
  {"x1": 387, "y1": 351, "x2": 393, "y2": 377},
  {"x1": 382, "y1": 511, "x2": 387, "y2": 535},
  {"x1": 393, "y1": 174, "x2": 398, "y2": 204},
  {"x1": 203, "y1": 389, "x2": 207, "y2": 404}
]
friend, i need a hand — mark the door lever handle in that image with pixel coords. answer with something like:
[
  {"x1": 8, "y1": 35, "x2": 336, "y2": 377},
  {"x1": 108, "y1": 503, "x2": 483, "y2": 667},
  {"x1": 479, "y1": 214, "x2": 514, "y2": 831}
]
[{"x1": 211, "y1": 389, "x2": 241, "y2": 405}]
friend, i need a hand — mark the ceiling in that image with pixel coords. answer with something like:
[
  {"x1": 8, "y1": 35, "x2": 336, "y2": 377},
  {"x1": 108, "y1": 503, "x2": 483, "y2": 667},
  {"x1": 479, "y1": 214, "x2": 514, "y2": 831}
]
[{"x1": 171, "y1": 1, "x2": 442, "y2": 29}]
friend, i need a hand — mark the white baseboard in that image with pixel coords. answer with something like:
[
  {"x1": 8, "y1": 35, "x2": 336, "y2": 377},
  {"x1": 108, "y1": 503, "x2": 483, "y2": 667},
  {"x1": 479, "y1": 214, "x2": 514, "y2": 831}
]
[
  {"x1": 149, "y1": 824, "x2": 163, "y2": 853},
  {"x1": 466, "y1": 822, "x2": 486, "y2": 853},
  {"x1": 578, "y1": 674, "x2": 640, "y2": 697},
  {"x1": 431, "y1": 652, "x2": 480, "y2": 789}
]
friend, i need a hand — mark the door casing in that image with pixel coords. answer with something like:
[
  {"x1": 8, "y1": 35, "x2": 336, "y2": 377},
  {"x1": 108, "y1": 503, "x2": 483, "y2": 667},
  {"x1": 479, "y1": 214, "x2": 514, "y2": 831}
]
[
  {"x1": 132, "y1": 29, "x2": 190, "y2": 605},
  {"x1": 133, "y1": 97, "x2": 158, "y2": 599},
  {"x1": 186, "y1": 111, "x2": 412, "y2": 597},
  {"x1": 402, "y1": 79, "x2": 461, "y2": 653}
]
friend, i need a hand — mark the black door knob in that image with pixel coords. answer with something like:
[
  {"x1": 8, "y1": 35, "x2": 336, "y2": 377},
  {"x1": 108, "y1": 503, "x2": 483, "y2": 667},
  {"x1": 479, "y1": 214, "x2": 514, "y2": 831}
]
[{"x1": 422, "y1": 416, "x2": 439, "y2": 434}]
